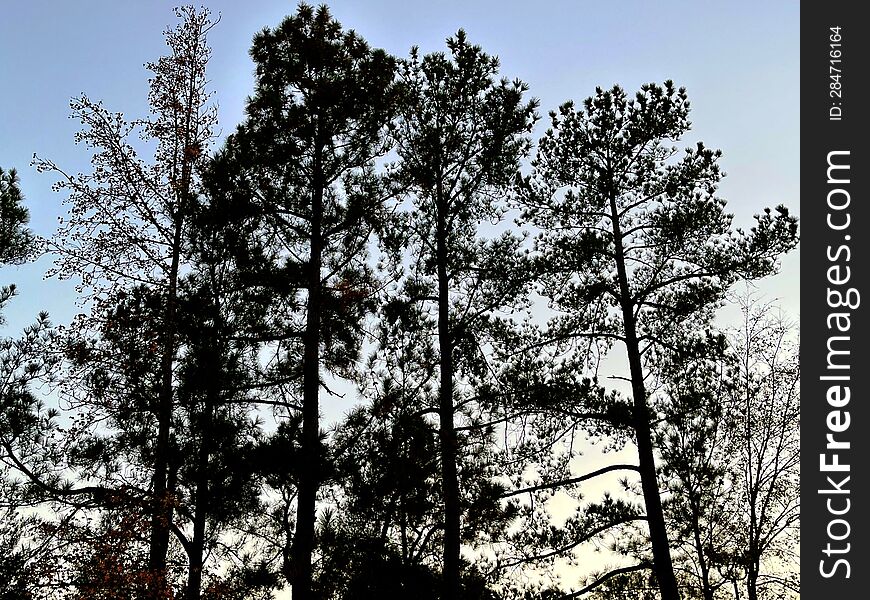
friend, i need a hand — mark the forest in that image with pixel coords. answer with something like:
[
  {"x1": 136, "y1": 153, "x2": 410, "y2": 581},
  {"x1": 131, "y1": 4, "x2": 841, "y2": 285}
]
[{"x1": 0, "y1": 5, "x2": 799, "y2": 600}]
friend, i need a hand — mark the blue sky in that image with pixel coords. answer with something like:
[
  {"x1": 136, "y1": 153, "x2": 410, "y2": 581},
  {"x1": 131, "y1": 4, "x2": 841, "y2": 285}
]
[{"x1": 0, "y1": 0, "x2": 799, "y2": 332}]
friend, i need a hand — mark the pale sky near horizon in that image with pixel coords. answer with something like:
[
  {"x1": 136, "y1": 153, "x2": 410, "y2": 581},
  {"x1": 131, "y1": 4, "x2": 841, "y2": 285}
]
[{"x1": 1, "y1": 1, "x2": 799, "y2": 333}]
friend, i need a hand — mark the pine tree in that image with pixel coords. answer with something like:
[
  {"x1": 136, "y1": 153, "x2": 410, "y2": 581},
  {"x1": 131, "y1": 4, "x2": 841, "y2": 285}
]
[
  {"x1": 203, "y1": 5, "x2": 398, "y2": 597},
  {"x1": 520, "y1": 82, "x2": 797, "y2": 599},
  {"x1": 318, "y1": 302, "x2": 517, "y2": 598},
  {"x1": 657, "y1": 330, "x2": 737, "y2": 600},
  {"x1": 391, "y1": 31, "x2": 537, "y2": 598},
  {"x1": 0, "y1": 166, "x2": 48, "y2": 599}
]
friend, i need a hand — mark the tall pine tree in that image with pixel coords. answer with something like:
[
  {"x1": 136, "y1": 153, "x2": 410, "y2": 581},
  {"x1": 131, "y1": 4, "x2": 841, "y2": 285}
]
[
  {"x1": 391, "y1": 31, "x2": 537, "y2": 598},
  {"x1": 520, "y1": 82, "x2": 797, "y2": 599},
  {"x1": 204, "y1": 5, "x2": 398, "y2": 597}
]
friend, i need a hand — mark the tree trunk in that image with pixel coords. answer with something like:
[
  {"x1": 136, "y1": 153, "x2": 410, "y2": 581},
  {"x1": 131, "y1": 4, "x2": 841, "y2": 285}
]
[
  {"x1": 745, "y1": 373, "x2": 759, "y2": 600},
  {"x1": 436, "y1": 191, "x2": 461, "y2": 600},
  {"x1": 746, "y1": 560, "x2": 759, "y2": 600},
  {"x1": 185, "y1": 399, "x2": 214, "y2": 600},
  {"x1": 149, "y1": 216, "x2": 184, "y2": 596},
  {"x1": 609, "y1": 195, "x2": 681, "y2": 600},
  {"x1": 184, "y1": 446, "x2": 209, "y2": 600},
  {"x1": 149, "y1": 55, "x2": 200, "y2": 590},
  {"x1": 691, "y1": 508, "x2": 714, "y2": 600},
  {"x1": 290, "y1": 140, "x2": 325, "y2": 600}
]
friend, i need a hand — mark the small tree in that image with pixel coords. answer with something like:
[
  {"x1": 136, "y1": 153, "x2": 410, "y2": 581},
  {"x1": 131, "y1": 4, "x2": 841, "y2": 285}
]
[
  {"x1": 319, "y1": 400, "x2": 443, "y2": 600},
  {"x1": 520, "y1": 82, "x2": 797, "y2": 599},
  {"x1": 656, "y1": 294, "x2": 799, "y2": 600},
  {"x1": 727, "y1": 296, "x2": 799, "y2": 600},
  {"x1": 319, "y1": 304, "x2": 516, "y2": 599},
  {"x1": 657, "y1": 331, "x2": 738, "y2": 600}
]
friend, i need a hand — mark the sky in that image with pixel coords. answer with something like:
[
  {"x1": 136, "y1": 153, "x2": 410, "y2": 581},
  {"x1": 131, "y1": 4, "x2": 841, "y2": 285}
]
[{"x1": 1, "y1": 0, "x2": 799, "y2": 382}]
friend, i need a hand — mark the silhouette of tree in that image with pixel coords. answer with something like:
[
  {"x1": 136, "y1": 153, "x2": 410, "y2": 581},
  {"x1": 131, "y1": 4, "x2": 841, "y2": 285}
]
[
  {"x1": 0, "y1": 167, "x2": 44, "y2": 599},
  {"x1": 317, "y1": 304, "x2": 519, "y2": 598},
  {"x1": 203, "y1": 5, "x2": 398, "y2": 598},
  {"x1": 32, "y1": 91, "x2": 273, "y2": 600},
  {"x1": 172, "y1": 268, "x2": 272, "y2": 600},
  {"x1": 724, "y1": 297, "x2": 799, "y2": 600},
  {"x1": 318, "y1": 400, "x2": 444, "y2": 599},
  {"x1": 1, "y1": 6, "x2": 802, "y2": 599},
  {"x1": 31, "y1": 6, "x2": 219, "y2": 594},
  {"x1": 657, "y1": 330, "x2": 738, "y2": 600},
  {"x1": 390, "y1": 30, "x2": 538, "y2": 598},
  {"x1": 645, "y1": 295, "x2": 798, "y2": 600},
  {"x1": 519, "y1": 82, "x2": 798, "y2": 599}
]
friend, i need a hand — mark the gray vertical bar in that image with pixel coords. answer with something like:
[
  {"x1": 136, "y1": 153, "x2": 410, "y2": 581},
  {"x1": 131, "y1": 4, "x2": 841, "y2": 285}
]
[{"x1": 802, "y1": 3, "x2": 869, "y2": 598}]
